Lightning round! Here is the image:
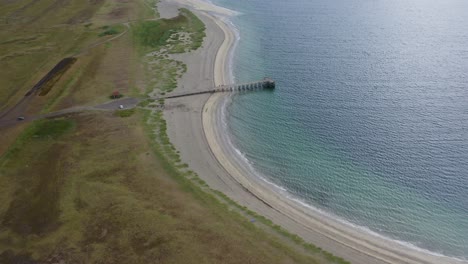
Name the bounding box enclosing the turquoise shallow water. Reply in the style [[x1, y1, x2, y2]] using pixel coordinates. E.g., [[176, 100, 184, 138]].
[[212, 0, 468, 259]]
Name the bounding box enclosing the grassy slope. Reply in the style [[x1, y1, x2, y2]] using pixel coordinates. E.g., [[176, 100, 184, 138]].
[[0, 1, 348, 263], [0, 112, 323, 263]]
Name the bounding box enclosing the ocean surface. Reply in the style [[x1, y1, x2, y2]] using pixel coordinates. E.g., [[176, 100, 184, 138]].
[[212, 0, 468, 259]]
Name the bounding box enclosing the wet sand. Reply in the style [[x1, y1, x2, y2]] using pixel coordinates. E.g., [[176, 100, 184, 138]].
[[160, 1, 466, 263]]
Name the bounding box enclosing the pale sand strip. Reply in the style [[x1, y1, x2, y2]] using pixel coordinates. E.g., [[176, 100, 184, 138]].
[[159, 0, 467, 263]]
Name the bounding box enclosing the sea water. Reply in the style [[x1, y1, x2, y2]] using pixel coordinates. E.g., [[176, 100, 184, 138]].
[[212, 0, 468, 259]]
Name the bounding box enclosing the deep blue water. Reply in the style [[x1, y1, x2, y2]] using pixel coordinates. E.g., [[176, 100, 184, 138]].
[[213, 0, 468, 258]]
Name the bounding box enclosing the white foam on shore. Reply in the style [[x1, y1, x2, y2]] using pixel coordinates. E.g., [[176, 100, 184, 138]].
[[173, 0, 239, 17], [219, 104, 467, 261], [210, 1, 468, 262], [288, 192, 468, 261]]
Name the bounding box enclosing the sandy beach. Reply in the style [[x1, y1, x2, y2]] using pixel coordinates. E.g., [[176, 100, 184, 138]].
[[160, 0, 466, 263]]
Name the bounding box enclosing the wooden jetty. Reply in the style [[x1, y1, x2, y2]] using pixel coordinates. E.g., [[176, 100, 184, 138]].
[[158, 77, 275, 100]]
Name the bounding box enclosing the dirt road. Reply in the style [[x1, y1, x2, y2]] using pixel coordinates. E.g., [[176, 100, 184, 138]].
[[0, 97, 141, 128]]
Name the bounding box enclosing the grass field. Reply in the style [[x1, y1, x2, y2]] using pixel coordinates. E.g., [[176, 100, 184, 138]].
[[0, 112, 326, 264], [0, 0, 153, 113], [0, 1, 349, 263], [0, 0, 104, 111]]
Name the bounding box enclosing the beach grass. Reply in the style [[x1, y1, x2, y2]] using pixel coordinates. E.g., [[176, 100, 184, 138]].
[[133, 8, 203, 93], [134, 8, 205, 53]]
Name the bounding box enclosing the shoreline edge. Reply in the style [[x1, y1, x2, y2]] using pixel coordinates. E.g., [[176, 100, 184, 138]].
[[161, 0, 467, 263]]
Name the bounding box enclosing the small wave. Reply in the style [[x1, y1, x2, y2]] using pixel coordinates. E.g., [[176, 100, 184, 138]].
[[225, 18, 240, 84], [211, 9, 240, 85], [286, 193, 467, 261]]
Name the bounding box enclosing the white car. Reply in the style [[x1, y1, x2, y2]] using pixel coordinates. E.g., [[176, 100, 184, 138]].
[[119, 105, 124, 109]]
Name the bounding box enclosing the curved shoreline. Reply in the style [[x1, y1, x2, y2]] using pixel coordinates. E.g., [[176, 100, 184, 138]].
[[157, 0, 466, 263], [198, 4, 467, 264]]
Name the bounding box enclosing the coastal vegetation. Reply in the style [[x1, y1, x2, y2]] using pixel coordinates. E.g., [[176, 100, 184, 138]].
[[134, 8, 205, 53], [0, 0, 348, 263], [115, 108, 136, 117], [98, 25, 122, 37], [134, 8, 202, 94]]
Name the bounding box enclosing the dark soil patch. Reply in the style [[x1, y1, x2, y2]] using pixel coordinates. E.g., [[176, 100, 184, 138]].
[[25, 57, 77, 97]]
